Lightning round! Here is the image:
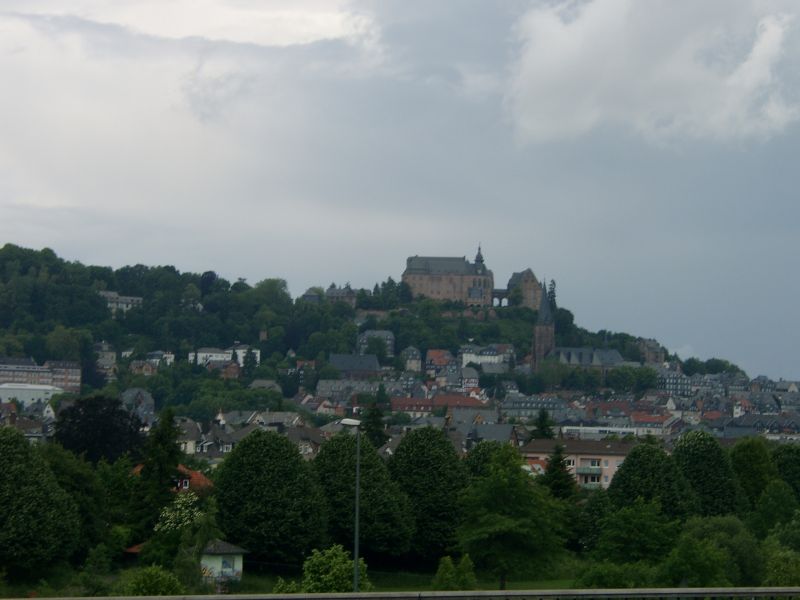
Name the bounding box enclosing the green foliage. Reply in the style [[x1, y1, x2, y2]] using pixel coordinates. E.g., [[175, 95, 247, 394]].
[[0, 428, 81, 579], [578, 561, 655, 589], [154, 491, 203, 533], [673, 430, 739, 516], [658, 536, 732, 587], [682, 356, 746, 377], [112, 565, 185, 595], [389, 427, 467, 563], [36, 442, 107, 561], [540, 443, 577, 500], [54, 394, 143, 464], [608, 443, 696, 518], [730, 436, 778, 508], [464, 440, 505, 479], [455, 554, 477, 590], [575, 489, 613, 553], [458, 444, 564, 589], [773, 444, 800, 498], [763, 539, 800, 586], [313, 433, 413, 559], [134, 407, 182, 533], [749, 479, 799, 538], [676, 516, 763, 586], [773, 510, 800, 551], [431, 556, 457, 590], [300, 545, 371, 593], [531, 408, 554, 439], [595, 499, 675, 564], [361, 401, 389, 448], [215, 430, 327, 565]]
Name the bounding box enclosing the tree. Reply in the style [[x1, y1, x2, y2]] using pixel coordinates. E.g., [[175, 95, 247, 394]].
[[0, 428, 81, 578], [215, 430, 327, 565], [135, 407, 182, 533], [531, 408, 554, 439], [389, 427, 467, 563], [672, 430, 739, 516], [55, 394, 143, 464], [608, 443, 696, 519], [575, 489, 613, 554], [361, 402, 388, 449], [773, 444, 800, 498], [672, 516, 763, 586], [455, 554, 478, 590], [749, 479, 799, 539], [37, 443, 106, 562], [432, 556, 458, 590], [458, 444, 564, 589], [242, 349, 257, 380], [595, 499, 675, 564], [730, 437, 778, 508], [658, 536, 732, 587], [464, 440, 504, 479], [540, 443, 577, 500], [313, 433, 413, 559]]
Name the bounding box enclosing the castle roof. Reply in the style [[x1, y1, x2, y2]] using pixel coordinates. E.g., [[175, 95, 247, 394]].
[[404, 256, 490, 276]]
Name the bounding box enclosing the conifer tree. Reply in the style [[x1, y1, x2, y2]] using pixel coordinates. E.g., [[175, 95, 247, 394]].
[[540, 443, 577, 500]]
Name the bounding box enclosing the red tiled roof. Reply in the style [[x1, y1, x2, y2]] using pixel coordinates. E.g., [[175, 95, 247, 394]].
[[432, 395, 484, 408], [426, 349, 453, 366]]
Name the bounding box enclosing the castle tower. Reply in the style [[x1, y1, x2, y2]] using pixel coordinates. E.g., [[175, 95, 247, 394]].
[[532, 282, 555, 371]]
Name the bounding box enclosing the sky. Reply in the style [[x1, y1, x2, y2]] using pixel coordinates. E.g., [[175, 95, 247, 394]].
[[1, 0, 799, 379]]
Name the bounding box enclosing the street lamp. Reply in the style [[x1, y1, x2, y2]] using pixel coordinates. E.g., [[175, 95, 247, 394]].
[[340, 417, 362, 592]]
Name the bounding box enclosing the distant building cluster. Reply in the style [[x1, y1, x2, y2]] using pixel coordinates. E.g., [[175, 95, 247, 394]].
[[0, 356, 81, 400]]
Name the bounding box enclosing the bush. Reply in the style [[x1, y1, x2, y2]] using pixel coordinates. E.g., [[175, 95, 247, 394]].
[[112, 565, 185, 596], [578, 561, 655, 588], [432, 556, 457, 590]]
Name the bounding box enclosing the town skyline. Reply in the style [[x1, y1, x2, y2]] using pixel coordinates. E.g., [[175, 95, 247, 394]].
[[2, 1, 799, 380]]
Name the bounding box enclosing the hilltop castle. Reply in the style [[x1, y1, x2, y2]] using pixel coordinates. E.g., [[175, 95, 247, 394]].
[[401, 247, 544, 309]]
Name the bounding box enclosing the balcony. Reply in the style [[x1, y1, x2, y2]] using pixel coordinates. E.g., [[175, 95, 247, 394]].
[[575, 466, 602, 475]]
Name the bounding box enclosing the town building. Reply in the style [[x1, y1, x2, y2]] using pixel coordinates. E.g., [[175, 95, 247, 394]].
[[521, 438, 638, 489], [357, 330, 396, 358], [98, 290, 143, 316]]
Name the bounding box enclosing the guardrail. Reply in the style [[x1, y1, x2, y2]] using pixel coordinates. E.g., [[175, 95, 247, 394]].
[[28, 589, 800, 600]]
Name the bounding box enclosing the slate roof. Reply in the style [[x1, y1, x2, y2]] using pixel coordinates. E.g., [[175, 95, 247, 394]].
[[203, 539, 248, 555], [329, 354, 380, 373], [404, 256, 480, 275]]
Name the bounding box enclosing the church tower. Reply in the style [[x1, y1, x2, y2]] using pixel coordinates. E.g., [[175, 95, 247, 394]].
[[532, 282, 555, 371]]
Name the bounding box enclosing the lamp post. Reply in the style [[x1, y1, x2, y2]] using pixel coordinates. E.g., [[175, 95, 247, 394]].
[[340, 418, 362, 592]]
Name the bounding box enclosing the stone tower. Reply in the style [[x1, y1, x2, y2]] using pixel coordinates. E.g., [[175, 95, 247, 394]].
[[532, 282, 555, 371]]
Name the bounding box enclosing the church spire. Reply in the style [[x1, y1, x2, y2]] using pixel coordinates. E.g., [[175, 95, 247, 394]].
[[475, 244, 484, 265]]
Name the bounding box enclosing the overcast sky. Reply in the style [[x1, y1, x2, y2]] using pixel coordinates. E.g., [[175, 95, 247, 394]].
[[1, 1, 799, 379]]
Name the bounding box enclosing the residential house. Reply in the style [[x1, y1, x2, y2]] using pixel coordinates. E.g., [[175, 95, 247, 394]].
[[357, 330, 396, 358], [98, 290, 143, 316], [120, 388, 156, 428], [522, 438, 638, 488], [328, 354, 381, 379], [400, 346, 422, 372]]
